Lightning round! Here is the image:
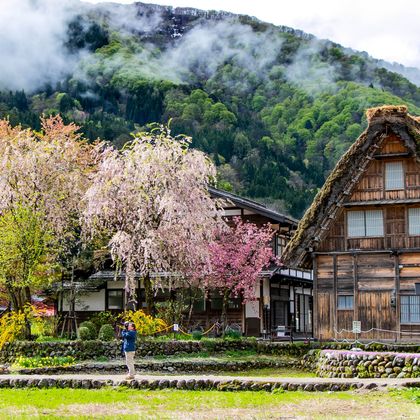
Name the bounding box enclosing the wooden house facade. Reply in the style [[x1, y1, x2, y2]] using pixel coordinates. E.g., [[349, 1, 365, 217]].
[[282, 106, 420, 342]]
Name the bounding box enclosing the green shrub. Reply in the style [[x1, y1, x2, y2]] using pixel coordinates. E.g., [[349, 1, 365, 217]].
[[191, 330, 203, 341], [224, 329, 242, 340], [79, 321, 97, 339], [98, 324, 115, 341], [78, 326, 92, 341], [89, 312, 117, 331]]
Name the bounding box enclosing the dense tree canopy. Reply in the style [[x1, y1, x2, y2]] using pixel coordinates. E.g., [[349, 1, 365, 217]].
[[1, 6, 420, 218]]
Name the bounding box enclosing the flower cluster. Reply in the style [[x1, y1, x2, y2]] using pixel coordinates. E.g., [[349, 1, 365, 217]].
[[13, 355, 76, 369]]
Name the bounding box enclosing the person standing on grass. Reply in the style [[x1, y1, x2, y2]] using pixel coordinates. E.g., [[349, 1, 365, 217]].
[[122, 321, 137, 379]]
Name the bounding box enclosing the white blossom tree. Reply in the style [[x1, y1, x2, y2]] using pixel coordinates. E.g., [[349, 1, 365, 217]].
[[83, 125, 224, 315]]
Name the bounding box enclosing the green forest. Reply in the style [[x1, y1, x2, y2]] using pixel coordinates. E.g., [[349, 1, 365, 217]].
[[1, 4, 420, 217]]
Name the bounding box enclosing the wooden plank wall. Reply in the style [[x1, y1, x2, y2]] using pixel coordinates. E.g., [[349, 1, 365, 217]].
[[314, 253, 404, 340]]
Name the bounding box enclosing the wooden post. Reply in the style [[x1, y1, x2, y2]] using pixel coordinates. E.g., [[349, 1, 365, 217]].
[[333, 254, 337, 339], [312, 254, 318, 339], [352, 253, 359, 341], [394, 252, 401, 341]]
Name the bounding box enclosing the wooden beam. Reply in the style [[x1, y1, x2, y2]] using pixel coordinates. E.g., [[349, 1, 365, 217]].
[[333, 254, 337, 338], [394, 253, 401, 341], [313, 254, 318, 339], [353, 253, 359, 333]]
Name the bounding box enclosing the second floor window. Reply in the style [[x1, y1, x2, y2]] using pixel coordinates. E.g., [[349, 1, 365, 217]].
[[408, 208, 420, 235], [347, 210, 383, 237], [385, 161, 404, 190]]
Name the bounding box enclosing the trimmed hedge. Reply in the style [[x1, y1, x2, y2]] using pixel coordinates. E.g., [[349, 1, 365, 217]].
[[98, 325, 115, 342]]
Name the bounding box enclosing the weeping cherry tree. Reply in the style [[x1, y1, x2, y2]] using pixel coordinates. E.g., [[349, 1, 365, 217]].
[[83, 125, 224, 316]]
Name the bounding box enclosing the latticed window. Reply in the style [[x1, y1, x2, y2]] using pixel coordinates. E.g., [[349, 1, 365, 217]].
[[385, 161, 404, 190], [401, 296, 420, 323], [107, 290, 124, 310], [337, 295, 354, 310], [347, 210, 383, 237], [408, 208, 420, 235]]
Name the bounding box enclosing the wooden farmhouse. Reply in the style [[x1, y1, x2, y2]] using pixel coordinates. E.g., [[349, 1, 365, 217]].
[[59, 187, 313, 337], [282, 106, 420, 342]]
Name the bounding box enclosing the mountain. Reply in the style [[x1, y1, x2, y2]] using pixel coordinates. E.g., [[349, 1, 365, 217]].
[[1, 1, 420, 217]]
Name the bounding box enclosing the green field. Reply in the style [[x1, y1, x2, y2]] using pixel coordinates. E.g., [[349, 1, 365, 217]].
[[0, 388, 419, 419]]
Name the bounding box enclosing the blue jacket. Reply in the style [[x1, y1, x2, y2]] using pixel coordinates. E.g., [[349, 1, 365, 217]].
[[121, 330, 137, 352]]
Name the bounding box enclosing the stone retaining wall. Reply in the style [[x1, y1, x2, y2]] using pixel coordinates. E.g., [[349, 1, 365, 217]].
[[316, 350, 420, 379], [3, 339, 420, 364], [0, 340, 311, 363], [0, 377, 396, 392], [11, 359, 298, 375]]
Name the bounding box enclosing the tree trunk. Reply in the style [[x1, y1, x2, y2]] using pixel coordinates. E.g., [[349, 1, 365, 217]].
[[5, 282, 32, 339], [221, 289, 230, 335], [144, 272, 156, 317], [186, 287, 194, 327], [23, 286, 32, 339]]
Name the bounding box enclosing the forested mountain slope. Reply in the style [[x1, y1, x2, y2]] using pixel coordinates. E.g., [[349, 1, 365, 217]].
[[1, 1, 420, 217]]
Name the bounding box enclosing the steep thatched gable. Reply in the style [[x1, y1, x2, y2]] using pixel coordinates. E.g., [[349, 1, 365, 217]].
[[282, 105, 420, 269]]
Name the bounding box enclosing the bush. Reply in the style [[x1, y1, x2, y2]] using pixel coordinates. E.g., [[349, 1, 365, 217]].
[[89, 312, 117, 331], [122, 310, 167, 336], [98, 324, 115, 341], [78, 326, 92, 341], [79, 321, 97, 339], [224, 329, 242, 340], [192, 330, 203, 341], [13, 355, 75, 369]]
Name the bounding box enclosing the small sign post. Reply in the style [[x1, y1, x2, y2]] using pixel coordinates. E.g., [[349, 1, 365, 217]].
[[352, 321, 361, 341], [173, 323, 179, 340]]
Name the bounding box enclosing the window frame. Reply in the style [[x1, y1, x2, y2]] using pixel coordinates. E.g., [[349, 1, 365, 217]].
[[408, 207, 420, 236], [106, 289, 124, 310], [400, 295, 420, 324], [347, 209, 384, 238], [337, 295, 354, 310], [385, 161, 405, 191]]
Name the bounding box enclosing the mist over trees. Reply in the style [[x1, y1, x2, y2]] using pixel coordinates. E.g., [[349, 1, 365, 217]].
[[1, 1, 420, 217]]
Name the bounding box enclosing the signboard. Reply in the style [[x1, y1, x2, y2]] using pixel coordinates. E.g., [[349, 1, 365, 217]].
[[173, 324, 179, 332], [352, 321, 361, 334]]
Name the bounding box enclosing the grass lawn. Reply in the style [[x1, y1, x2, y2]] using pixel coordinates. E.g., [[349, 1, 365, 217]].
[[0, 388, 419, 419]]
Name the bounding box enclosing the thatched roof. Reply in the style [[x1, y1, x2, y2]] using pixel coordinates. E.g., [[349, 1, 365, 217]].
[[282, 105, 420, 269]]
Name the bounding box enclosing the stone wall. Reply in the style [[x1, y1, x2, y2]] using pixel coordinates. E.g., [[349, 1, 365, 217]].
[[316, 350, 420, 379], [0, 339, 312, 363], [3, 339, 420, 365], [0, 377, 382, 392], [12, 359, 299, 375]]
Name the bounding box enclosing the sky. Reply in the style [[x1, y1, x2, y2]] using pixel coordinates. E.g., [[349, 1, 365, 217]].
[[85, 0, 420, 69]]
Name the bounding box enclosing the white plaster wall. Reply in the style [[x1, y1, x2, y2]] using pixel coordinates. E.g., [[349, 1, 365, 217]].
[[245, 301, 260, 318], [107, 281, 125, 289], [62, 289, 105, 312]]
